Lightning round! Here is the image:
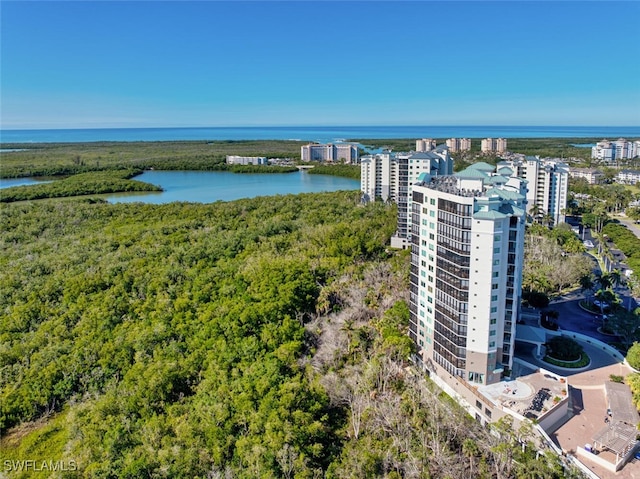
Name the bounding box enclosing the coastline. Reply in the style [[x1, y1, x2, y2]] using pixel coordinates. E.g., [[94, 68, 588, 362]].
[[2, 125, 639, 144]]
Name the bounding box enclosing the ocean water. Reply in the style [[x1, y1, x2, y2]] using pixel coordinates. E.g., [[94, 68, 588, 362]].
[[1, 125, 639, 144]]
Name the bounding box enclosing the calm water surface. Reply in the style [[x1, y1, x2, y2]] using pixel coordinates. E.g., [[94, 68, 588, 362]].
[[3, 125, 639, 143], [0, 177, 52, 188], [106, 170, 360, 204]]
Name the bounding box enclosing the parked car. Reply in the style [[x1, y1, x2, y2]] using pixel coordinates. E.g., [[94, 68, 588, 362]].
[[594, 300, 610, 310], [583, 240, 595, 248]]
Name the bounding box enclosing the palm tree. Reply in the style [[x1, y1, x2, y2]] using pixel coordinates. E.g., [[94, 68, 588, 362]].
[[529, 203, 543, 224], [610, 268, 622, 292], [462, 438, 479, 476], [580, 274, 595, 304], [596, 273, 612, 291]]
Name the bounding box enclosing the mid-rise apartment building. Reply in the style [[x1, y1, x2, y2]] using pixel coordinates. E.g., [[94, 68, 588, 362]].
[[498, 156, 569, 225], [617, 169, 640, 185], [361, 145, 453, 247], [416, 138, 436, 152], [409, 163, 526, 389], [481, 138, 507, 154], [592, 139, 640, 161], [301, 143, 359, 163], [446, 138, 472, 153], [569, 167, 604, 185], [226, 155, 268, 165]]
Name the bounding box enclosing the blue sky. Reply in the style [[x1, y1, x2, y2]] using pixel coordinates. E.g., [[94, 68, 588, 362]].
[[2, 1, 639, 129]]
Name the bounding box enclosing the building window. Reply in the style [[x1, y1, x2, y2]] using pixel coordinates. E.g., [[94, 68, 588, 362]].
[[430, 198, 436, 205], [491, 295, 498, 301], [490, 330, 496, 336], [491, 307, 497, 313], [492, 271, 499, 278], [490, 318, 497, 325], [489, 341, 495, 348], [494, 235, 501, 242], [494, 247, 500, 253], [430, 210, 435, 217], [492, 283, 498, 289], [493, 259, 500, 265]]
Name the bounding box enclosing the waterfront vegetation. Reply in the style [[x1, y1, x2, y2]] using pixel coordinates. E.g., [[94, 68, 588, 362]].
[[0, 191, 573, 478], [307, 164, 360, 179], [0, 169, 162, 202], [0, 140, 304, 178]]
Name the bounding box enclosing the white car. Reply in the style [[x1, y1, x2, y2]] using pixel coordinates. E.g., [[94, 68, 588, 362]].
[[583, 240, 594, 248]]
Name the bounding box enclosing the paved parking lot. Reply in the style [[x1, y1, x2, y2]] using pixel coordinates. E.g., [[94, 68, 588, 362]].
[[516, 295, 639, 477]]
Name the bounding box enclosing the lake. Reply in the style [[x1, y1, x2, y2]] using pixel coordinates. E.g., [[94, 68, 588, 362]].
[[106, 170, 360, 204]]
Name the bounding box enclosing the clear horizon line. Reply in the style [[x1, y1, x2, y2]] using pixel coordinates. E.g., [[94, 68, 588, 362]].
[[2, 124, 640, 132]]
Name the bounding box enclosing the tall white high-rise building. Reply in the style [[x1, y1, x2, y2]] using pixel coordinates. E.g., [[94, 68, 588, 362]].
[[409, 162, 526, 388], [360, 145, 453, 247], [498, 156, 569, 225]]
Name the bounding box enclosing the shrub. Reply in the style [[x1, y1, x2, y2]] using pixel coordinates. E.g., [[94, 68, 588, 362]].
[[626, 342, 640, 370], [546, 336, 583, 361]]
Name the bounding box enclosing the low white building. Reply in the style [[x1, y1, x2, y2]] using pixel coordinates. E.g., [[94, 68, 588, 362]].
[[301, 143, 358, 163], [226, 155, 268, 165], [617, 169, 640, 185]]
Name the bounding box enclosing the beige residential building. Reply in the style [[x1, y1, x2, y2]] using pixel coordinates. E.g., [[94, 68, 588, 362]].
[[446, 138, 471, 153], [416, 138, 436, 152], [569, 167, 604, 185], [481, 138, 507, 154]]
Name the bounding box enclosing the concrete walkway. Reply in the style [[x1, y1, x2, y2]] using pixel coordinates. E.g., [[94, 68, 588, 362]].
[[514, 286, 640, 478]]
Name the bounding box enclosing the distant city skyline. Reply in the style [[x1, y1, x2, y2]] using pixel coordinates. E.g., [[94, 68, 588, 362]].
[[2, 1, 639, 129]]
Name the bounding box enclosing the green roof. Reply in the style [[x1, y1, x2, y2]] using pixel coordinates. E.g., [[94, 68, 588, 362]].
[[454, 167, 488, 179], [486, 175, 508, 184], [473, 210, 507, 220], [468, 161, 496, 172], [498, 167, 513, 176], [484, 187, 524, 201]]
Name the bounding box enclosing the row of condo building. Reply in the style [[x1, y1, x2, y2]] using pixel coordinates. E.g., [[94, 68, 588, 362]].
[[592, 138, 640, 161], [418, 137, 507, 153], [361, 142, 530, 424], [300, 137, 508, 163], [362, 148, 568, 244], [361, 142, 570, 380], [568, 167, 640, 185], [361, 140, 640, 468]]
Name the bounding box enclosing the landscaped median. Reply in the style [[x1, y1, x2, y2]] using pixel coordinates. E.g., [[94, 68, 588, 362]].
[[543, 335, 591, 369]]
